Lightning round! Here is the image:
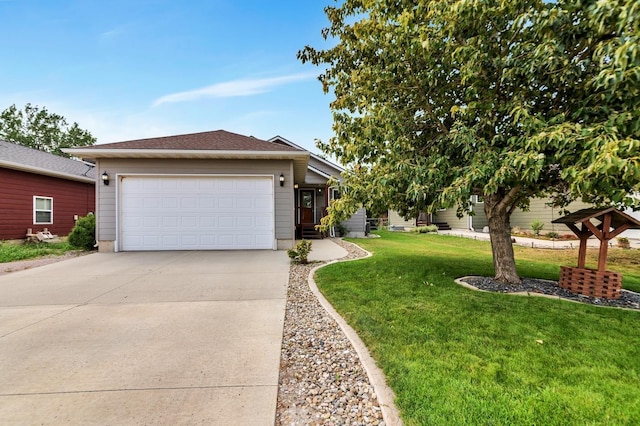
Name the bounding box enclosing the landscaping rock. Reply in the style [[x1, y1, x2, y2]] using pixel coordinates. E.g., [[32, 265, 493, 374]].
[[276, 239, 383, 425]]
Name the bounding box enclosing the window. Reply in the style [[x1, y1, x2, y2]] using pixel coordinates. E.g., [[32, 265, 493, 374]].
[[34, 196, 53, 224], [473, 195, 484, 204]]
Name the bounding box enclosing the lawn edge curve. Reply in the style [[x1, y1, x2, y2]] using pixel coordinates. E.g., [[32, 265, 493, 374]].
[[308, 240, 403, 426]]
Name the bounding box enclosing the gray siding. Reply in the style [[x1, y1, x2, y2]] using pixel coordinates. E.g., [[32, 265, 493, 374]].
[[434, 209, 469, 228], [96, 158, 294, 247], [470, 204, 488, 230], [510, 199, 592, 233], [388, 210, 415, 227], [308, 156, 343, 180], [305, 168, 330, 185], [342, 207, 366, 236], [436, 198, 594, 233]]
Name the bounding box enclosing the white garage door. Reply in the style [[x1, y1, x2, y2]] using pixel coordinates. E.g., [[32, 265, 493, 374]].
[[119, 176, 274, 251]]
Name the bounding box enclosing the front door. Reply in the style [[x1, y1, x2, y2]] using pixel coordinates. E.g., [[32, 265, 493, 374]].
[[300, 190, 315, 224]]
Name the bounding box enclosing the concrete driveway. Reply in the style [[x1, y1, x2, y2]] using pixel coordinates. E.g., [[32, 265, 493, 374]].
[[0, 250, 289, 425]]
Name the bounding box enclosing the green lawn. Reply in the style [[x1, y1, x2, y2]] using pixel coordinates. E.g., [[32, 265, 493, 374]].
[[0, 241, 78, 263], [315, 231, 640, 425]]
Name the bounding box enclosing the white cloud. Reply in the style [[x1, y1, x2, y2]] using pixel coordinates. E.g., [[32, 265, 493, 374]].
[[99, 26, 127, 42], [152, 73, 316, 107]]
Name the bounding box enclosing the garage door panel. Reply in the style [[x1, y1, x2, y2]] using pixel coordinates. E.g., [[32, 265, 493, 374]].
[[237, 198, 253, 209], [237, 217, 253, 227], [120, 176, 274, 251], [143, 216, 160, 227], [255, 234, 273, 245], [199, 197, 216, 208]]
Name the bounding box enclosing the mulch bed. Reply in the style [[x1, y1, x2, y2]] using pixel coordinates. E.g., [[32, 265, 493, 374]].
[[462, 276, 640, 311]]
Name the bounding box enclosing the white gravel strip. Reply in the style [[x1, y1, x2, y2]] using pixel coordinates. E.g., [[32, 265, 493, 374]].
[[276, 238, 401, 426]]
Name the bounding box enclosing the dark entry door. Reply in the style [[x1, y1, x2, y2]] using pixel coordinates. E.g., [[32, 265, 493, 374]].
[[300, 190, 315, 224]]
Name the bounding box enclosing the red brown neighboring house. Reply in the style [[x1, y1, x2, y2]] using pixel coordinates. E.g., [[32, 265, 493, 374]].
[[0, 139, 96, 240]]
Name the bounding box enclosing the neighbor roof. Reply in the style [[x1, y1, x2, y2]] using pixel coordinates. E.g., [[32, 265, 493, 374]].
[[0, 139, 95, 183], [64, 130, 310, 182]]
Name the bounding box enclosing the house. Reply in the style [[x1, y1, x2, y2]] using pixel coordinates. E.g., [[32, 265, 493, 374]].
[[432, 197, 594, 234], [388, 197, 594, 234], [65, 130, 366, 253], [0, 139, 96, 240], [268, 136, 367, 240]]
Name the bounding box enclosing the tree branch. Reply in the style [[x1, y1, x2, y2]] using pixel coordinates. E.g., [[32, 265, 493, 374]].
[[496, 185, 521, 214]]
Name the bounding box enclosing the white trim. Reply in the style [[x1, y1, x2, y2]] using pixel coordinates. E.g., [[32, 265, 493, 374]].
[[33, 196, 53, 225], [268, 136, 345, 172], [307, 164, 332, 179], [330, 188, 340, 201], [115, 173, 276, 251]]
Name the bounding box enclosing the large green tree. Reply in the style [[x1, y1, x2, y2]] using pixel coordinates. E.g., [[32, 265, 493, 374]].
[[299, 0, 640, 284], [0, 103, 96, 157]]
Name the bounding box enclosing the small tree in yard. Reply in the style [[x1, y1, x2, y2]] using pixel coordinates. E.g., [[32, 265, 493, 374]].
[[288, 240, 313, 264], [299, 0, 640, 284], [530, 219, 544, 237], [68, 215, 96, 250]]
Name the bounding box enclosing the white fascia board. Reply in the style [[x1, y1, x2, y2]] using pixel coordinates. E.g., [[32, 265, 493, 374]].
[[309, 152, 345, 174], [0, 160, 95, 184], [268, 135, 345, 173], [268, 135, 305, 150], [308, 164, 332, 179]]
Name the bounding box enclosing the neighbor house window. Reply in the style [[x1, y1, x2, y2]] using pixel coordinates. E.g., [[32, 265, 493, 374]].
[[34, 196, 53, 224]]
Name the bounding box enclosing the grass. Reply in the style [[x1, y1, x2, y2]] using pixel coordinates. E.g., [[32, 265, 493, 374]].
[[0, 241, 79, 263], [315, 231, 640, 425]]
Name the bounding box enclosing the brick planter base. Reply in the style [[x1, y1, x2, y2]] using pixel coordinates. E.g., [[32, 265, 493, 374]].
[[559, 266, 622, 300]]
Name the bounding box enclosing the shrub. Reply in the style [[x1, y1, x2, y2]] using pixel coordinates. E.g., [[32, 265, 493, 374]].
[[617, 237, 630, 248], [413, 225, 438, 233], [67, 214, 96, 250], [287, 239, 312, 264], [547, 231, 560, 239], [530, 219, 544, 236]]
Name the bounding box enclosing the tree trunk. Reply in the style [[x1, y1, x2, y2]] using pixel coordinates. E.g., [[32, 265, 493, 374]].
[[484, 194, 522, 284]]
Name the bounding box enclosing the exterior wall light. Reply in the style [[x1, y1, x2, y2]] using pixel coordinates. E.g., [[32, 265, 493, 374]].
[[279, 173, 285, 187], [102, 171, 110, 186]]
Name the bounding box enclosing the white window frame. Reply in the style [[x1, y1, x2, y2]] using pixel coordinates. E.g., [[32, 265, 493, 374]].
[[33, 196, 53, 225], [330, 188, 340, 200], [473, 195, 484, 204]]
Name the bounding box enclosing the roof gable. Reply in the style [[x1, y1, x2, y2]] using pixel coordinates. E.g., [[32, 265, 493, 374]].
[[268, 135, 344, 177], [0, 139, 95, 183]]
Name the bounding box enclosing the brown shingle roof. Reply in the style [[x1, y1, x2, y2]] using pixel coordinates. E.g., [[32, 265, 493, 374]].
[[84, 130, 303, 152]]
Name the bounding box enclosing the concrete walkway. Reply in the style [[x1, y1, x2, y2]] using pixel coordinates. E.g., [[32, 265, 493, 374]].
[[0, 250, 289, 425], [306, 238, 349, 262], [438, 228, 640, 249]]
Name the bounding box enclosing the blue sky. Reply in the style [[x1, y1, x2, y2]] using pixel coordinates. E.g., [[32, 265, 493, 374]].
[[0, 0, 334, 153]]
